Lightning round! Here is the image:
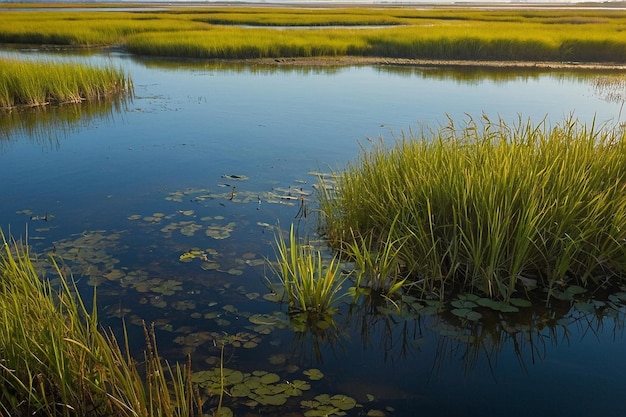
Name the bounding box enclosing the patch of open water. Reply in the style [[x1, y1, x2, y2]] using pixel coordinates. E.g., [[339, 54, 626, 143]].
[[1, 48, 626, 416]]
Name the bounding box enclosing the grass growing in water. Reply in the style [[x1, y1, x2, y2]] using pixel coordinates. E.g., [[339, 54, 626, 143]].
[[271, 224, 348, 329], [0, 58, 131, 109], [0, 232, 201, 416], [318, 116, 626, 302]]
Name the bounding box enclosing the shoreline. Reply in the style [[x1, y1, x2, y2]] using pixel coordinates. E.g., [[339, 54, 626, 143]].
[[238, 56, 626, 70]]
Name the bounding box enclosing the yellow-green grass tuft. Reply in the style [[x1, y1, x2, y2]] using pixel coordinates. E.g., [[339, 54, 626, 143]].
[[318, 116, 626, 302], [0, 58, 131, 109], [0, 232, 202, 416]]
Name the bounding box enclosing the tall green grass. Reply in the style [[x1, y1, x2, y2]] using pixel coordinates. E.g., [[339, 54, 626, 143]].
[[0, 232, 201, 416], [0, 58, 131, 109], [271, 224, 348, 321], [318, 116, 626, 302]]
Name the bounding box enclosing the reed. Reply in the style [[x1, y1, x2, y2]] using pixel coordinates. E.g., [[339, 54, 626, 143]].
[[0, 57, 131, 109], [0, 232, 201, 416], [318, 116, 626, 302]]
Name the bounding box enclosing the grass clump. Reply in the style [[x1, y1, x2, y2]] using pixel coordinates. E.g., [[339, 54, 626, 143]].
[[0, 232, 201, 417], [271, 224, 348, 328], [0, 58, 131, 109], [318, 116, 626, 302]]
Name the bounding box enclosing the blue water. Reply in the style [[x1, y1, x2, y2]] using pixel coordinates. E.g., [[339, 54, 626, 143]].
[[1, 48, 625, 416]]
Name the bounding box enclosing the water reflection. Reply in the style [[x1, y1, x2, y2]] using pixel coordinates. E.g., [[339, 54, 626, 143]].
[[129, 54, 346, 75], [376, 63, 626, 86], [313, 288, 626, 378], [0, 95, 132, 150]]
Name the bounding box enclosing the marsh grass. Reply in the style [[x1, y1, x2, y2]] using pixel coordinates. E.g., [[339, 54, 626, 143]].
[[0, 232, 202, 416], [2, 6, 626, 62], [344, 217, 409, 299], [271, 224, 349, 322], [318, 116, 626, 302], [0, 58, 131, 109]]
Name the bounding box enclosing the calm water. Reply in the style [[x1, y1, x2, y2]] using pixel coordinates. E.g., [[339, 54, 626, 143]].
[[1, 49, 626, 416]]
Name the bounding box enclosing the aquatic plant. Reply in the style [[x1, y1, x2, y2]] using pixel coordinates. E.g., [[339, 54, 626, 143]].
[[270, 224, 349, 323], [0, 57, 131, 109], [318, 115, 626, 302], [0, 232, 202, 417], [344, 216, 409, 300]]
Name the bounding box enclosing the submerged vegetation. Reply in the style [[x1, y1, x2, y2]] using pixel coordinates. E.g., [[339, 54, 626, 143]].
[[0, 5, 626, 63], [0, 58, 131, 109], [318, 116, 626, 302]]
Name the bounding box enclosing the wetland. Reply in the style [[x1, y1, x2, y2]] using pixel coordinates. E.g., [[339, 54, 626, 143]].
[[2, 4, 626, 417]]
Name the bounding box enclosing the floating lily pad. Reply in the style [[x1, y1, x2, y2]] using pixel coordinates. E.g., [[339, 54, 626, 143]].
[[260, 372, 281, 384], [257, 393, 288, 406], [215, 318, 231, 327], [152, 279, 183, 295], [330, 394, 357, 411], [268, 353, 287, 365], [249, 313, 283, 326], [285, 380, 310, 396], [263, 289, 285, 303], [304, 405, 345, 417], [303, 369, 324, 381], [231, 383, 252, 397], [451, 308, 482, 321], [201, 261, 220, 270], [451, 300, 478, 309], [509, 298, 532, 308], [476, 298, 519, 313], [171, 300, 196, 311]]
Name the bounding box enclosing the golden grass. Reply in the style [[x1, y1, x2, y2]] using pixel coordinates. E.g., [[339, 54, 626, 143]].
[[0, 5, 625, 62]]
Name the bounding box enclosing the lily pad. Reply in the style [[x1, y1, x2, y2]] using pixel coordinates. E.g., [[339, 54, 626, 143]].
[[257, 394, 288, 406], [330, 394, 357, 410], [303, 368, 324, 381], [268, 353, 287, 365], [451, 308, 482, 321], [451, 300, 478, 309], [509, 298, 532, 308], [260, 372, 281, 384], [152, 279, 183, 295], [284, 380, 310, 396], [476, 298, 519, 313]]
